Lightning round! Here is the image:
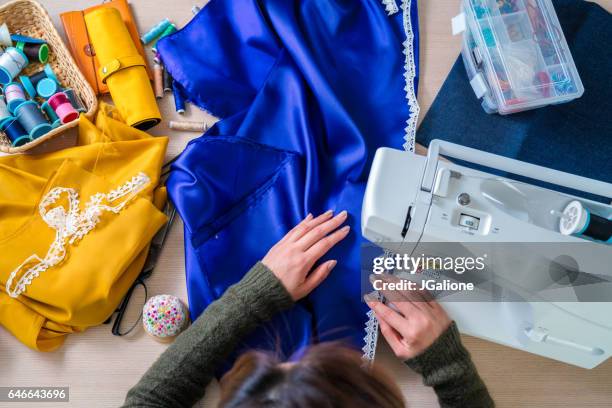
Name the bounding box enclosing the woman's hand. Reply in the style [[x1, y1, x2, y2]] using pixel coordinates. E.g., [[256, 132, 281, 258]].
[[365, 274, 451, 360], [262, 210, 350, 300]]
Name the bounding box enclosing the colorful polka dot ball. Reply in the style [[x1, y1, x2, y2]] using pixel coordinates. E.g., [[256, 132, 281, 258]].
[[143, 295, 189, 342]]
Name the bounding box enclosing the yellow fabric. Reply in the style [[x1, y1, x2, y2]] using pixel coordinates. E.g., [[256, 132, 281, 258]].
[[85, 8, 161, 130], [0, 102, 168, 351]]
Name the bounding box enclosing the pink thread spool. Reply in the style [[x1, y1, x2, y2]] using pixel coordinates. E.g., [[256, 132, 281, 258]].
[[47, 92, 79, 124]]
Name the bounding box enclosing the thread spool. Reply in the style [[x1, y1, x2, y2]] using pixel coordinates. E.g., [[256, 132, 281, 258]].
[[0, 116, 30, 147], [172, 80, 186, 114], [0, 47, 28, 85], [558, 201, 612, 243], [16, 41, 49, 64], [153, 63, 164, 99], [47, 92, 79, 124], [0, 96, 9, 120], [63, 88, 87, 113], [21, 64, 61, 98], [14, 101, 52, 139], [169, 120, 208, 132], [141, 18, 171, 45], [4, 82, 26, 113], [152, 24, 177, 53], [0, 24, 11, 47], [41, 101, 62, 128], [163, 66, 173, 93], [19, 66, 52, 97]]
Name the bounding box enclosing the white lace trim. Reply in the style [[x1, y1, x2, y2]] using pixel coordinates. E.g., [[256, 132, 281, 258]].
[[401, 0, 420, 152], [362, 0, 420, 362], [381, 0, 399, 15], [5, 172, 151, 298]]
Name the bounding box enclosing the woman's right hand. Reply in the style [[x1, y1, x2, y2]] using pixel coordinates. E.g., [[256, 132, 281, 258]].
[[365, 274, 452, 360], [262, 210, 350, 300]]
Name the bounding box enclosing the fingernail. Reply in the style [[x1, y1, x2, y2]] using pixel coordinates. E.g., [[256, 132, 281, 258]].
[[342, 225, 350, 232], [325, 209, 334, 216], [364, 292, 377, 303], [305, 213, 313, 220], [338, 210, 348, 218], [328, 260, 337, 270]]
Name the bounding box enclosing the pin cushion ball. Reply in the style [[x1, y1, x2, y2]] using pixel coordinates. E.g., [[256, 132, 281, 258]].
[[142, 295, 189, 342]]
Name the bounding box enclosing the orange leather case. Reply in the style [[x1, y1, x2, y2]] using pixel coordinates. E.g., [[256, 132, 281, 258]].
[[60, 0, 151, 95]]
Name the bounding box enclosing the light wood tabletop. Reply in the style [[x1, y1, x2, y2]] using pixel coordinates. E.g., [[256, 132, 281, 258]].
[[1, 1, 611, 407]]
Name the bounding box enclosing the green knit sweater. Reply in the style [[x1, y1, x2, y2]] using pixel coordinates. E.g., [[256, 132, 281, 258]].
[[123, 262, 494, 407]]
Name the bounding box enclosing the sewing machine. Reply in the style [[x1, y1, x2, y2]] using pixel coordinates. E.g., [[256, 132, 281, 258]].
[[362, 140, 612, 369]]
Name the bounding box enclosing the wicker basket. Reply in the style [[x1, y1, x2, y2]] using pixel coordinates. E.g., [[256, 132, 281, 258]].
[[0, 0, 97, 153]]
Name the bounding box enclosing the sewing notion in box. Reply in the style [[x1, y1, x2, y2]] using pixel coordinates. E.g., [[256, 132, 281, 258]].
[[452, 0, 584, 114], [0, 0, 96, 153]]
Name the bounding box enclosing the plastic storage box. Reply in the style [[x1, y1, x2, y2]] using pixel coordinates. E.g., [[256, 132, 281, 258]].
[[452, 0, 583, 114]]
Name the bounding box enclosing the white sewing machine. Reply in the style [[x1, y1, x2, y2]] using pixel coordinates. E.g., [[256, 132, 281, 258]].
[[362, 140, 612, 369]]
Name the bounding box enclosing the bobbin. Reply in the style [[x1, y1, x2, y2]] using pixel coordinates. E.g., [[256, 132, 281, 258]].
[[152, 24, 177, 53], [560, 200, 612, 243], [0, 47, 29, 85], [47, 92, 79, 125], [14, 100, 52, 139], [19, 64, 60, 98], [41, 100, 62, 128], [141, 18, 171, 44], [153, 63, 164, 99], [172, 80, 186, 114], [163, 65, 173, 93], [16, 41, 49, 64], [0, 116, 31, 147], [4, 82, 27, 114]]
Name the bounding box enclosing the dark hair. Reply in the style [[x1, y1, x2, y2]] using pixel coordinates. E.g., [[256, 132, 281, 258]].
[[218, 342, 405, 408]]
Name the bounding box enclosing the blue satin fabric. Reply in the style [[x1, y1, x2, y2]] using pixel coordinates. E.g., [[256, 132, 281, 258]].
[[159, 0, 419, 366]]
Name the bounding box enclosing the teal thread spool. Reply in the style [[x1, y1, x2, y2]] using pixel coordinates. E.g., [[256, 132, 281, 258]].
[[0, 116, 31, 147], [141, 18, 171, 45], [14, 100, 52, 139], [41, 100, 62, 128], [19, 64, 61, 98], [152, 24, 177, 53]]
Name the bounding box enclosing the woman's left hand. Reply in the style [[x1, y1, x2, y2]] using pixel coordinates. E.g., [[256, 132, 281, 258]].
[[262, 211, 350, 300]]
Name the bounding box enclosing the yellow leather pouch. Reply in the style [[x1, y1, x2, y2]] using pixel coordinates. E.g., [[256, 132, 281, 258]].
[[84, 8, 161, 130]]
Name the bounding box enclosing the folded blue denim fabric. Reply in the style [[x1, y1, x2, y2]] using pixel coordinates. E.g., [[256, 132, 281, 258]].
[[417, 0, 611, 202]]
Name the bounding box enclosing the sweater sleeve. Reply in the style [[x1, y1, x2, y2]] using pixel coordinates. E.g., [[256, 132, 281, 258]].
[[122, 262, 294, 408], [404, 322, 495, 408]]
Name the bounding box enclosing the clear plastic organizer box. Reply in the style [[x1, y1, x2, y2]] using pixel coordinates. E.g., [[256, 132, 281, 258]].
[[453, 0, 584, 114]]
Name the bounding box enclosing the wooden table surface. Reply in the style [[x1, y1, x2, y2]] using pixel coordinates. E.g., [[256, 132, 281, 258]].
[[1, 1, 611, 407]]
